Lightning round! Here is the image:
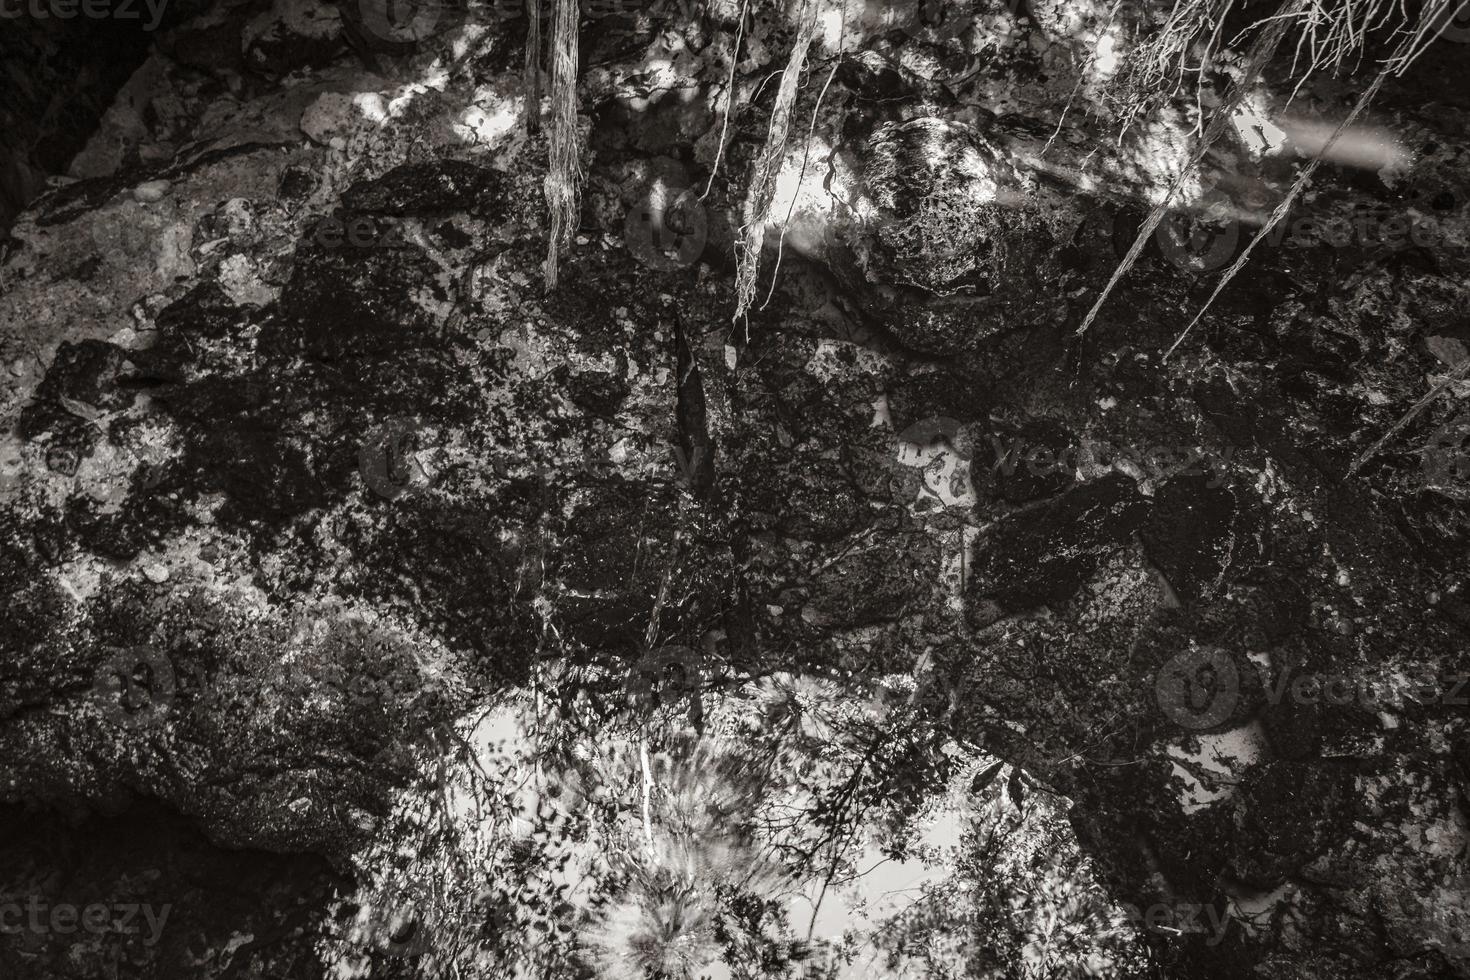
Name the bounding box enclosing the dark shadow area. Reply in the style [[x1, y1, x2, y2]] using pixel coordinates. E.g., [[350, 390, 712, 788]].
[[0, 798, 348, 979], [0, 6, 205, 233]]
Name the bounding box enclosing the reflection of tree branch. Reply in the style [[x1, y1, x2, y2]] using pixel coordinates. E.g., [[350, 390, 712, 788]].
[[787, 718, 902, 942], [790, 730, 885, 867], [806, 804, 866, 942], [639, 738, 655, 850], [832, 853, 899, 889]]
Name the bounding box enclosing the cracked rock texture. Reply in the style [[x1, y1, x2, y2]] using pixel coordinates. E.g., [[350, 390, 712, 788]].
[[2, 0, 1470, 977]]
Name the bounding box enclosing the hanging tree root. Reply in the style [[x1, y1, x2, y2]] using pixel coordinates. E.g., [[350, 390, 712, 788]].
[[701, 0, 751, 201], [1165, 0, 1465, 357], [1074, 0, 1308, 338], [734, 0, 819, 320], [1348, 355, 1470, 478], [543, 0, 581, 291], [760, 62, 838, 311], [524, 0, 542, 135], [1163, 69, 1389, 359], [1079, 0, 1466, 341]]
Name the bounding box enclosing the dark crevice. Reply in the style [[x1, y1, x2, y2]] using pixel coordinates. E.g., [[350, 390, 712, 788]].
[[673, 313, 716, 501]]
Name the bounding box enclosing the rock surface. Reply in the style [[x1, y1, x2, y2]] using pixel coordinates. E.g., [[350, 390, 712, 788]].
[[1, 0, 1469, 977]]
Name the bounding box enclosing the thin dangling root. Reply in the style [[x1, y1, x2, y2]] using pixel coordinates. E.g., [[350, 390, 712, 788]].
[[524, 0, 542, 135], [1348, 346, 1470, 478], [701, 0, 751, 202], [760, 61, 838, 312], [1163, 69, 1389, 359], [734, 0, 819, 320], [1074, 0, 1308, 338], [543, 0, 581, 291]]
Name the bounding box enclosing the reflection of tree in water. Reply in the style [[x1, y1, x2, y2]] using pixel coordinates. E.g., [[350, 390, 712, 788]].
[[868, 773, 1149, 979], [315, 657, 1150, 979]]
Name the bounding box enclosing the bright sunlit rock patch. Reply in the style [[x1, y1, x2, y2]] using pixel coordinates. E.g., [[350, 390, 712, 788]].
[[1232, 95, 1288, 158]]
